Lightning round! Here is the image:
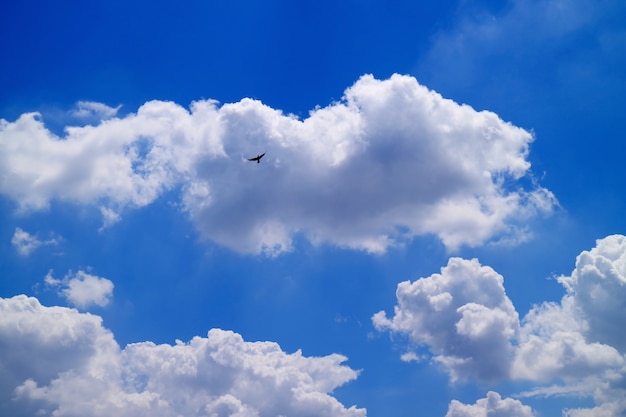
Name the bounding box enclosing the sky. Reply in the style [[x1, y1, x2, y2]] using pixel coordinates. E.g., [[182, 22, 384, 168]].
[[1, 0, 625, 416]]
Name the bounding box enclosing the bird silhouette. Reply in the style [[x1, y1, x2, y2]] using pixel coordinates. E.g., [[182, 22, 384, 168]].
[[247, 152, 266, 163]]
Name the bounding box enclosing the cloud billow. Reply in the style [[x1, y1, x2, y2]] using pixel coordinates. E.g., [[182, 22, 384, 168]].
[[0, 295, 364, 417], [374, 235, 626, 415], [373, 257, 520, 382], [0, 74, 555, 255], [445, 391, 534, 417]]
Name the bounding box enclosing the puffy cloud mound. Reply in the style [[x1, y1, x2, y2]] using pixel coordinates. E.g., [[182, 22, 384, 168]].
[[513, 235, 626, 384], [0, 74, 555, 255], [513, 235, 626, 416], [373, 257, 520, 382], [0, 295, 364, 417], [557, 234, 626, 351], [375, 235, 626, 415], [445, 391, 534, 417], [512, 296, 624, 383], [0, 295, 119, 417]]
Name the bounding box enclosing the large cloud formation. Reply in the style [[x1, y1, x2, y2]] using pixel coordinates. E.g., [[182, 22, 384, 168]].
[[0, 295, 364, 417], [374, 235, 626, 415], [0, 74, 555, 255]]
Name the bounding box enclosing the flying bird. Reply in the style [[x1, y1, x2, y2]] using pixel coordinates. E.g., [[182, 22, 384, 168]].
[[247, 152, 266, 163]]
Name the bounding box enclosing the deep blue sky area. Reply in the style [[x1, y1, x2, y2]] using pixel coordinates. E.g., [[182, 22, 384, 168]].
[[1, 1, 626, 417], [1, 0, 463, 113]]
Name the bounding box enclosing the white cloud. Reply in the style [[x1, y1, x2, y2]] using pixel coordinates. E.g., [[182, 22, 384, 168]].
[[445, 391, 535, 417], [373, 257, 520, 382], [99, 206, 122, 230], [509, 236, 626, 400], [45, 270, 114, 309], [0, 295, 120, 417], [71, 101, 122, 120], [0, 75, 555, 255], [562, 394, 626, 417], [512, 296, 623, 382], [11, 227, 59, 256], [375, 235, 626, 415], [400, 351, 426, 363], [0, 295, 365, 417], [513, 235, 626, 415], [557, 234, 626, 351], [0, 100, 214, 212], [11, 228, 42, 256]]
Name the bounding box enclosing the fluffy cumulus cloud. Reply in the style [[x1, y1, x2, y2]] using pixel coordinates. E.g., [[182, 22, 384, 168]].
[[373, 257, 519, 382], [374, 235, 626, 415], [0, 74, 555, 256], [557, 234, 626, 351], [0, 295, 364, 417], [11, 227, 60, 256], [45, 270, 114, 309], [512, 235, 626, 388], [445, 391, 534, 417]]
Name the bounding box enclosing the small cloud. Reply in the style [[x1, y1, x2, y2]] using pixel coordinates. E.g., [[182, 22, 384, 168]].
[[43, 271, 61, 286], [12, 228, 41, 256], [12, 227, 60, 256], [400, 352, 427, 363], [334, 315, 348, 324], [71, 101, 121, 121], [99, 206, 122, 231], [45, 270, 114, 309]]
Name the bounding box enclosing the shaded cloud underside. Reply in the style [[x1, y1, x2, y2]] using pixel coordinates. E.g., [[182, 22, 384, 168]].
[[0, 74, 555, 255]]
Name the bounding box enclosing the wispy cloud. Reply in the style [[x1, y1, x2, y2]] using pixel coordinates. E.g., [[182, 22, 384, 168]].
[[45, 270, 114, 309], [99, 206, 122, 230], [0, 74, 556, 255], [418, 0, 626, 115], [11, 227, 60, 256], [0, 295, 364, 417], [71, 101, 122, 120], [374, 234, 626, 414]]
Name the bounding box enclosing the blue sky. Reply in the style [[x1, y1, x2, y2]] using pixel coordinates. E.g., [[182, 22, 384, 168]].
[[1, 0, 625, 416]]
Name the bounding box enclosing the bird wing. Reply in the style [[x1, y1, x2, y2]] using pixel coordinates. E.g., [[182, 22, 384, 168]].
[[247, 153, 265, 161]]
